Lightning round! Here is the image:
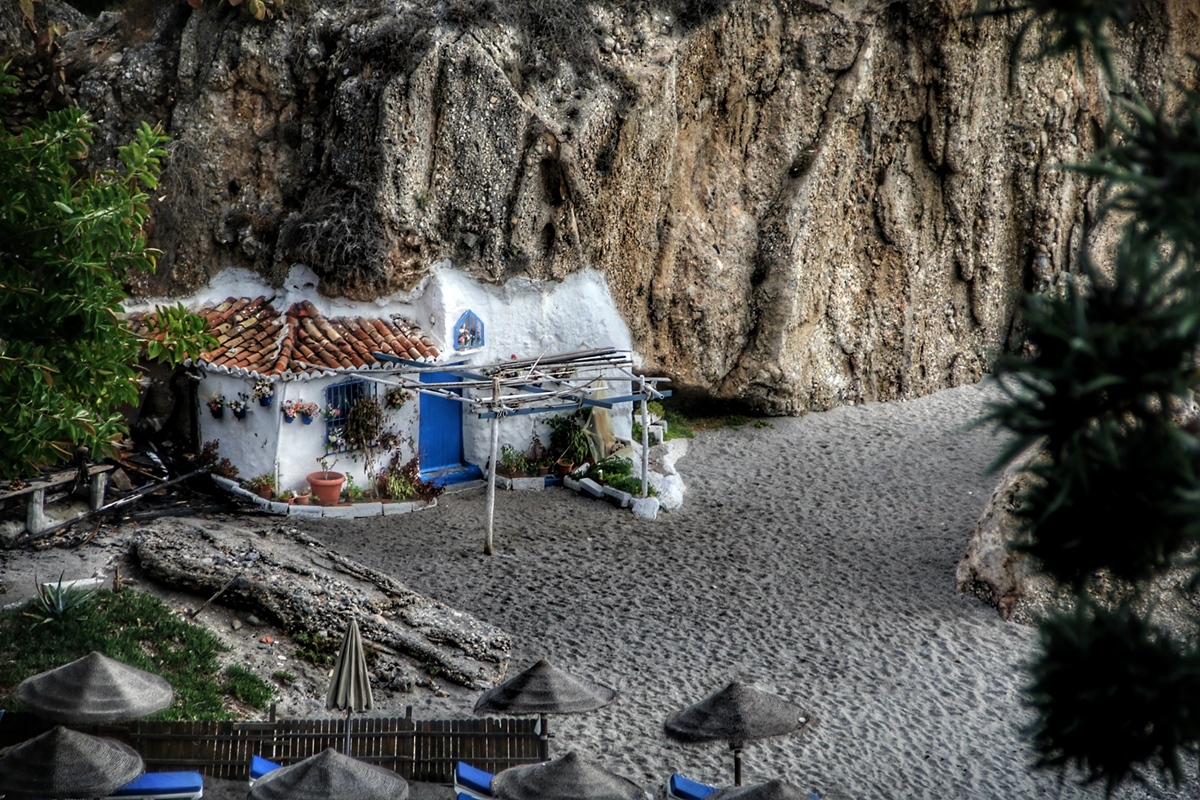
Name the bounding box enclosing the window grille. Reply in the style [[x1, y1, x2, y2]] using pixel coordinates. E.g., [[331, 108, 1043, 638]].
[[454, 310, 484, 351], [324, 378, 375, 453]]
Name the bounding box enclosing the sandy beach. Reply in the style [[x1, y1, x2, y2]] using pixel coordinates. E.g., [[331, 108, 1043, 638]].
[[274, 380, 1194, 799], [10, 381, 1198, 799]]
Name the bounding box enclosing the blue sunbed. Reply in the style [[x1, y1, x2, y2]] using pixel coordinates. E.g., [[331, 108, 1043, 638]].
[[454, 760, 495, 799], [101, 771, 204, 800], [668, 773, 718, 800], [249, 755, 282, 785]]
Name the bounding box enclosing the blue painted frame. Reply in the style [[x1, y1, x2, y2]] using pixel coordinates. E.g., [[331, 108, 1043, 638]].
[[453, 310, 484, 351]]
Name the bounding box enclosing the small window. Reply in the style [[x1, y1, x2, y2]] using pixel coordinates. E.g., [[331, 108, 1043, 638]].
[[454, 310, 484, 351], [324, 378, 375, 453]]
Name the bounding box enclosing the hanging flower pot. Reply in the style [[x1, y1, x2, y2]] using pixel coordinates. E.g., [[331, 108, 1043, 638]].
[[252, 378, 274, 407], [229, 393, 250, 420], [301, 414, 314, 425], [206, 394, 226, 419]]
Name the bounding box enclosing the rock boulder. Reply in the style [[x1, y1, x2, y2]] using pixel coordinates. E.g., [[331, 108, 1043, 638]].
[[134, 518, 510, 690]]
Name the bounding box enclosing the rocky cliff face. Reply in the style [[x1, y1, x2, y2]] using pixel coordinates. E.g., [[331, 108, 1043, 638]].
[[5, 0, 1198, 412]]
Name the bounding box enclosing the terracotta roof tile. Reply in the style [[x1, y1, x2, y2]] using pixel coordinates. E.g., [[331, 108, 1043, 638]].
[[129, 297, 439, 378]]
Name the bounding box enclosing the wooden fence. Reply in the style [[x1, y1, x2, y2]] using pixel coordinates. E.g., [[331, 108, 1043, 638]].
[[0, 709, 546, 782]]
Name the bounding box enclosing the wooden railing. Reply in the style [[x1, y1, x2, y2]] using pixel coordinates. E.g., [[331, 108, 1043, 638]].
[[0, 709, 547, 782]]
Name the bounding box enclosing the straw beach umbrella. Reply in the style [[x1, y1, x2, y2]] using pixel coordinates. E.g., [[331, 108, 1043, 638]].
[[326, 617, 373, 754], [491, 751, 645, 800], [15, 651, 173, 724], [0, 726, 144, 799], [664, 682, 809, 786], [709, 780, 819, 800], [247, 748, 408, 800], [474, 659, 616, 757]]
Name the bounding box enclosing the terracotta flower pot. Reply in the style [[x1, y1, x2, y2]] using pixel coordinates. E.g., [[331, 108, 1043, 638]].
[[307, 471, 346, 506], [294, 493, 311, 506]]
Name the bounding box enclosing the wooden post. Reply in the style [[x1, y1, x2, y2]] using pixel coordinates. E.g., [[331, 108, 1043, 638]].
[[639, 377, 649, 498], [484, 377, 500, 556], [89, 471, 107, 510], [27, 488, 47, 535]]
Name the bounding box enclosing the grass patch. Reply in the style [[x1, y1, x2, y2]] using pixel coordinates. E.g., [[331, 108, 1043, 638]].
[[0, 589, 273, 720], [636, 400, 770, 442], [293, 629, 339, 666], [222, 664, 275, 708]]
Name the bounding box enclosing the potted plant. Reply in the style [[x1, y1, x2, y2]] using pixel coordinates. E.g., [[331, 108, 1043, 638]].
[[528, 433, 550, 475], [296, 400, 319, 424], [207, 394, 226, 419], [252, 378, 274, 407], [294, 490, 312, 506], [385, 387, 414, 410], [245, 473, 276, 500], [307, 457, 346, 506], [229, 393, 250, 420], [497, 444, 530, 478], [281, 399, 298, 423], [548, 412, 590, 477]]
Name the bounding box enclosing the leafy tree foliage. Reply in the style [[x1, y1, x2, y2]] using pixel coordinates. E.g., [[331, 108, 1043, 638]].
[[0, 65, 215, 479], [980, 2, 1200, 793]]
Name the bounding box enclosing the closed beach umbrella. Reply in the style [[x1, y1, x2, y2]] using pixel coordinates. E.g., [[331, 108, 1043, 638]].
[[709, 780, 817, 800], [247, 747, 408, 800], [474, 659, 616, 758], [0, 726, 144, 799], [15, 651, 173, 724], [491, 751, 644, 800], [664, 682, 810, 786], [326, 617, 373, 754]]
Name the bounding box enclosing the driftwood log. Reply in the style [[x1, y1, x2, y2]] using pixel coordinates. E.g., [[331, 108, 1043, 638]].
[[135, 518, 510, 690]]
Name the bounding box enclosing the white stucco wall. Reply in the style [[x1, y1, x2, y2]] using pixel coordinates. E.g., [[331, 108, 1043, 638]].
[[198, 372, 420, 496], [422, 264, 636, 468], [138, 262, 638, 485]]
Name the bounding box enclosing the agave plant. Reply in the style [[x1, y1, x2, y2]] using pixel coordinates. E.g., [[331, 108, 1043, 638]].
[[24, 572, 99, 627]]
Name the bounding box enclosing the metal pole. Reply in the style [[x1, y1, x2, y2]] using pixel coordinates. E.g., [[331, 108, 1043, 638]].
[[734, 746, 743, 786], [484, 377, 500, 556], [639, 376, 649, 498]]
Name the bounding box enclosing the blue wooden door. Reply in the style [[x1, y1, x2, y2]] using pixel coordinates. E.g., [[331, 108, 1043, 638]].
[[419, 372, 465, 475]]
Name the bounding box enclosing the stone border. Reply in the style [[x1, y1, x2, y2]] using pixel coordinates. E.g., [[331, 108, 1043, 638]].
[[211, 475, 437, 518], [562, 474, 660, 520]]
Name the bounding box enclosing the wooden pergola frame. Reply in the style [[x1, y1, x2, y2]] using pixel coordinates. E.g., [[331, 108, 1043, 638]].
[[369, 347, 671, 553]]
